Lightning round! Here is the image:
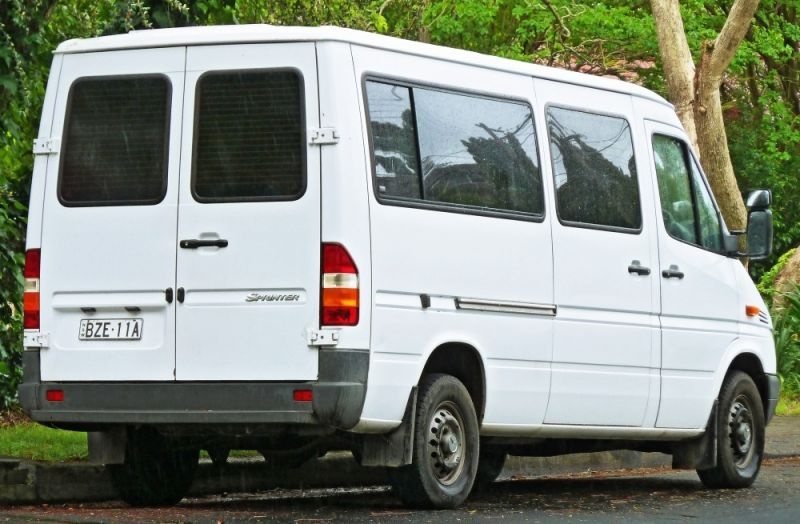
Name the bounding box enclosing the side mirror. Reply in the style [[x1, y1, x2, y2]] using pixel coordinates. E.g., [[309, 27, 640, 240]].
[[746, 189, 772, 211], [745, 189, 773, 261]]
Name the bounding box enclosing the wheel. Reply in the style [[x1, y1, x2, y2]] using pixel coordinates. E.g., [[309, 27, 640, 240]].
[[206, 446, 230, 467], [473, 446, 506, 491], [109, 427, 199, 507], [697, 371, 765, 488], [389, 374, 479, 509]]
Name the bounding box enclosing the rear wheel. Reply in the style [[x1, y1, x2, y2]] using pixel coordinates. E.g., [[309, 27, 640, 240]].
[[389, 374, 479, 508], [109, 427, 199, 507], [697, 371, 765, 488]]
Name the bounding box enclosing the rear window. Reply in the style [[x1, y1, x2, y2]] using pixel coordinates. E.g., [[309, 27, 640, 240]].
[[59, 76, 170, 206], [192, 70, 305, 202]]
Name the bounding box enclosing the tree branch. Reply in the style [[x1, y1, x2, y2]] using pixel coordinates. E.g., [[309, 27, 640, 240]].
[[706, 0, 760, 85]]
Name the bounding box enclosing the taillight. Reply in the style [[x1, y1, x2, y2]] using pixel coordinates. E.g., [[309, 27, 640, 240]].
[[23, 249, 41, 330], [321, 243, 359, 326]]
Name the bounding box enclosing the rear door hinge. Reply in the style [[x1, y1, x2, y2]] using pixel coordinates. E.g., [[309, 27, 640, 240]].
[[307, 328, 340, 347], [32, 137, 60, 155], [24, 332, 50, 348], [309, 127, 339, 145]]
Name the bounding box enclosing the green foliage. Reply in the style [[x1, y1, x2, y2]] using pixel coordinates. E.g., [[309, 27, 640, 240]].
[[758, 248, 797, 304], [771, 286, 800, 396]]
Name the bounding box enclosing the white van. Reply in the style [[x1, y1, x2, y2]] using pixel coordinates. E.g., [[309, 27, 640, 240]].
[[19, 25, 778, 508]]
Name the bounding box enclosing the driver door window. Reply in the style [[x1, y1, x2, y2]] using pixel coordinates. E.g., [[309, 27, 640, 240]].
[[652, 134, 723, 253]]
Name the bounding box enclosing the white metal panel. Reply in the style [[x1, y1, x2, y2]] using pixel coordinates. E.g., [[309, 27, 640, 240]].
[[54, 25, 668, 106], [536, 79, 661, 427], [39, 48, 185, 381], [174, 43, 320, 380], [352, 45, 555, 428], [316, 41, 372, 351]]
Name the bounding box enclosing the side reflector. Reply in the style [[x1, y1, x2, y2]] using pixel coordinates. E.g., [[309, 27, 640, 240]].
[[293, 389, 313, 402], [46, 389, 64, 402], [321, 243, 359, 326], [745, 305, 761, 317], [23, 249, 41, 330]]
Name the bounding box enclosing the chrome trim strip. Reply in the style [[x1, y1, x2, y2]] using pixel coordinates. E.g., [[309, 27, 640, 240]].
[[455, 298, 557, 317], [480, 423, 704, 440]]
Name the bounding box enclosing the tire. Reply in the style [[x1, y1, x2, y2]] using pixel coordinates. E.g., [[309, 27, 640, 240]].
[[697, 371, 765, 489], [473, 446, 506, 491], [389, 374, 479, 509], [206, 447, 230, 467], [109, 427, 199, 507]]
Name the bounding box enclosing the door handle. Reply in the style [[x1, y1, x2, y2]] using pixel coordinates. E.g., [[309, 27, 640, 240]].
[[662, 265, 685, 279], [177, 287, 185, 303], [165, 288, 173, 304], [179, 239, 228, 249], [627, 260, 651, 276]]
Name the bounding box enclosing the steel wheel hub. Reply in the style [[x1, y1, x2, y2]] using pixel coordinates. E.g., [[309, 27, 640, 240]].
[[729, 397, 755, 467], [427, 401, 466, 486]]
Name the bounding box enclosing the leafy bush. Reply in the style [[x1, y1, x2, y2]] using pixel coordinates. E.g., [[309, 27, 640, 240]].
[[771, 286, 800, 396], [758, 248, 797, 305]]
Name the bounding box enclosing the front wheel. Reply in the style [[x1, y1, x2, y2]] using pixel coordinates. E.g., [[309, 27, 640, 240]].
[[389, 374, 479, 509], [697, 371, 765, 488]]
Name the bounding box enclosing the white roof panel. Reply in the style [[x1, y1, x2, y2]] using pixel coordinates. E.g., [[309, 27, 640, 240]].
[[56, 25, 669, 106]]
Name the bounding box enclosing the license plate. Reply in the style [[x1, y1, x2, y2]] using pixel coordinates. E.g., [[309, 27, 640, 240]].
[[79, 318, 143, 340]]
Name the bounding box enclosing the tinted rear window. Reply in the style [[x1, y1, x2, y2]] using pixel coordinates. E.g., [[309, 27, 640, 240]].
[[59, 76, 170, 206], [193, 70, 305, 202]]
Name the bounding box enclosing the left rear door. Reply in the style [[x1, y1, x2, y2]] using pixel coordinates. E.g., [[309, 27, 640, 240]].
[[39, 48, 185, 381]]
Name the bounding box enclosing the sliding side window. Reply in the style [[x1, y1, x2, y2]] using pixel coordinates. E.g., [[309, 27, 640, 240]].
[[366, 80, 543, 217], [546, 107, 641, 231]]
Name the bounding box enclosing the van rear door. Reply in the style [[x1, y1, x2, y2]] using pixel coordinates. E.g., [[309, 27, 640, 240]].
[[39, 48, 185, 381], [174, 44, 321, 381]]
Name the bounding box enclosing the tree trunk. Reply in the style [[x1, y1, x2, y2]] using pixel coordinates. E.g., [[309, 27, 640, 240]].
[[650, 0, 760, 234]]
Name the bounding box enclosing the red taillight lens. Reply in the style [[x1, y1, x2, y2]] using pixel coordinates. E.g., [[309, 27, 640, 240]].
[[321, 243, 359, 326], [293, 389, 313, 402], [23, 249, 41, 330], [46, 389, 64, 402]]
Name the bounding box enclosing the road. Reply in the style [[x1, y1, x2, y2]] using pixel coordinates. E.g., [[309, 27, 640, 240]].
[[2, 456, 798, 523]]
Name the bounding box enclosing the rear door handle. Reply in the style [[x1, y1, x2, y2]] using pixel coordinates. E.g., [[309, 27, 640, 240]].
[[662, 265, 685, 279], [180, 239, 228, 249], [627, 260, 651, 276]]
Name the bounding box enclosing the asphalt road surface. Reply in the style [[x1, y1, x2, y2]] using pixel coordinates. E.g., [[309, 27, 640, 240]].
[[2, 456, 798, 523]]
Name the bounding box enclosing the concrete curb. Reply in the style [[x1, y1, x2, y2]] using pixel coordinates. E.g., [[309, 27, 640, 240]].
[[0, 450, 675, 505], [2, 417, 797, 505]]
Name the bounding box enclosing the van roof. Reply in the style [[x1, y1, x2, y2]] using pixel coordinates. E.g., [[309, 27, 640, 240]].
[[56, 25, 670, 107]]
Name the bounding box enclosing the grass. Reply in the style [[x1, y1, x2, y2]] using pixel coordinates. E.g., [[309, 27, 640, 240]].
[[776, 395, 800, 416], [0, 421, 88, 462]]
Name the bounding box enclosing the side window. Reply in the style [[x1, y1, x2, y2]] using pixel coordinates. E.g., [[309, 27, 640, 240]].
[[365, 80, 544, 217], [652, 134, 723, 252], [59, 76, 170, 206], [193, 70, 304, 202], [366, 82, 421, 199], [546, 107, 641, 230]]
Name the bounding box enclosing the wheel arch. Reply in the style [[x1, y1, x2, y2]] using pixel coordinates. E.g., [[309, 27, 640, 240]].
[[419, 342, 487, 424], [714, 340, 772, 420]]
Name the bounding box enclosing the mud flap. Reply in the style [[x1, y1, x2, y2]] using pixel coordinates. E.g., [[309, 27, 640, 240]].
[[88, 427, 127, 465], [672, 400, 718, 470], [360, 387, 417, 467]]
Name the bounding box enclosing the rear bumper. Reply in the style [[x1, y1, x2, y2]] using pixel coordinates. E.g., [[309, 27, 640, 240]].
[[18, 348, 368, 430]]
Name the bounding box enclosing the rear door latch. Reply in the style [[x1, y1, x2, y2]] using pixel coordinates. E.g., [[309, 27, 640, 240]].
[[309, 127, 339, 145]]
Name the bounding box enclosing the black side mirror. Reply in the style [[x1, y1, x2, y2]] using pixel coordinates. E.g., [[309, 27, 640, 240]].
[[745, 189, 773, 261], [746, 189, 772, 211]]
